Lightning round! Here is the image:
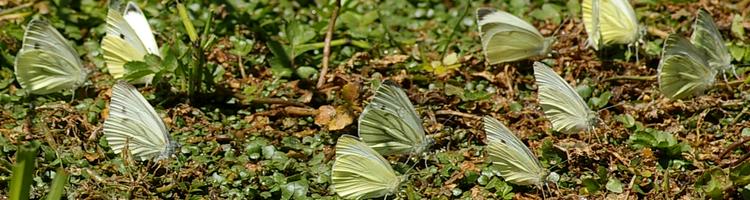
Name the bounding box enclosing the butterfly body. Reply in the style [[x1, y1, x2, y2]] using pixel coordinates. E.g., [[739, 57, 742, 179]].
[[14, 19, 87, 95]]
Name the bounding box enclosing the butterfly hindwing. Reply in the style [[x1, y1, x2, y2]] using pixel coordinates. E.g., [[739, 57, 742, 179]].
[[332, 135, 400, 199], [533, 62, 595, 133], [658, 35, 716, 99], [103, 82, 173, 161], [358, 84, 430, 156], [123, 2, 160, 55], [476, 8, 553, 64], [14, 19, 85, 95]]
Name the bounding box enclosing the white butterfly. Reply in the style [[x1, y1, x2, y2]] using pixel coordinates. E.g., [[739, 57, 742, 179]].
[[102, 1, 161, 84], [358, 83, 433, 156], [103, 82, 177, 161], [533, 62, 597, 133], [476, 8, 554, 65], [331, 135, 402, 199], [582, 0, 640, 50], [14, 18, 87, 95], [484, 116, 558, 187], [657, 35, 716, 99], [691, 9, 736, 79]]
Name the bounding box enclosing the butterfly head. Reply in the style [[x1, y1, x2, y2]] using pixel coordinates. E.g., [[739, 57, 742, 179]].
[[412, 137, 435, 156], [541, 37, 556, 56], [155, 140, 180, 161]]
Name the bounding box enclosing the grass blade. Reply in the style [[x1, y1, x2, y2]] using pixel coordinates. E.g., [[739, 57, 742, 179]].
[[9, 143, 38, 200], [45, 168, 69, 200]]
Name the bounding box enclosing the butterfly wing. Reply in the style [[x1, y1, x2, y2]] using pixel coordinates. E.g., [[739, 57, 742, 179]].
[[690, 9, 732, 73], [582, 0, 601, 49], [14, 19, 85, 95], [103, 82, 172, 161], [534, 62, 594, 133], [358, 84, 429, 156], [597, 0, 639, 46], [123, 2, 160, 56], [332, 135, 400, 199], [484, 116, 545, 187], [102, 1, 158, 84], [476, 8, 552, 64], [658, 35, 716, 99]]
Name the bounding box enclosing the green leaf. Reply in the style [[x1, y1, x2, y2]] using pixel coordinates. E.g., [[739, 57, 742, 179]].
[[731, 160, 750, 186], [729, 44, 747, 62], [576, 85, 593, 100], [695, 168, 730, 199], [295, 66, 318, 80], [281, 180, 308, 200], [615, 114, 636, 128], [582, 178, 601, 194], [606, 177, 624, 193], [732, 14, 746, 41], [9, 142, 39, 200]]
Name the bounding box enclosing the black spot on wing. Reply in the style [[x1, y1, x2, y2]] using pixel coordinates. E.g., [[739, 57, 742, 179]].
[[476, 8, 496, 21], [120, 33, 125, 39], [34, 43, 40, 49]]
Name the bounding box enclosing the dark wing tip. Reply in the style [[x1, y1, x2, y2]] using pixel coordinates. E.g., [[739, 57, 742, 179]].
[[476, 8, 496, 21], [125, 1, 144, 14]]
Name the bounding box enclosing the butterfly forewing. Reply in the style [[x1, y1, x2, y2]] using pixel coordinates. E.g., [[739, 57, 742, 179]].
[[691, 9, 733, 73], [103, 82, 172, 161], [484, 116, 545, 187], [358, 84, 429, 156], [658, 35, 716, 99], [332, 135, 400, 199], [582, 0, 601, 49], [476, 8, 550, 64], [102, 1, 159, 84], [533, 62, 594, 133], [123, 2, 160, 55], [14, 19, 85, 94]]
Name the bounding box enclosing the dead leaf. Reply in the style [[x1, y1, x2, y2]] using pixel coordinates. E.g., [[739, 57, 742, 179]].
[[315, 105, 336, 126], [328, 106, 354, 131]]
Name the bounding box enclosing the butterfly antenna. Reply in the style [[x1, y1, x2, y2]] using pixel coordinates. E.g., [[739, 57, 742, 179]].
[[551, 16, 571, 38], [597, 101, 628, 112]]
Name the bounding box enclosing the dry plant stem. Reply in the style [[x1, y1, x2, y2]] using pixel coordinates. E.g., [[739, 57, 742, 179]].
[[435, 110, 481, 120], [233, 93, 309, 107], [284, 107, 318, 116], [238, 56, 247, 79], [0, 2, 33, 18], [719, 136, 750, 159], [647, 26, 669, 39], [316, 0, 342, 89], [603, 75, 656, 82], [250, 98, 308, 107]]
